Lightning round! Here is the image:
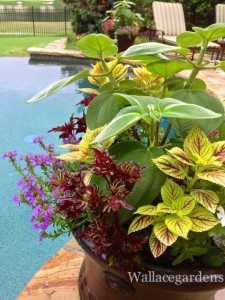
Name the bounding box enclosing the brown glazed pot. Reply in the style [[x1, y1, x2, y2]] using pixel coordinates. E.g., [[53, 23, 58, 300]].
[[116, 34, 136, 52], [76, 237, 225, 300]]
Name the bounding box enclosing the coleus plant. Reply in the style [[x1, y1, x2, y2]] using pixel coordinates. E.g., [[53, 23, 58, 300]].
[[6, 23, 225, 268]]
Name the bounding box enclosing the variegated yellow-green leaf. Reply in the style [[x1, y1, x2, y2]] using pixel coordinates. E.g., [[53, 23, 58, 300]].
[[157, 203, 175, 214], [149, 233, 167, 258], [165, 215, 192, 238], [197, 171, 225, 188], [88, 61, 108, 86], [153, 155, 186, 179], [154, 223, 178, 246], [172, 196, 196, 216], [191, 190, 219, 213], [212, 141, 225, 163], [189, 207, 219, 232], [167, 147, 191, 165], [128, 215, 154, 234], [161, 178, 184, 205], [134, 205, 157, 216], [78, 88, 99, 95], [183, 126, 213, 164]]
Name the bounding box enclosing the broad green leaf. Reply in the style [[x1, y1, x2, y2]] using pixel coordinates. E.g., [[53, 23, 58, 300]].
[[191, 190, 219, 213], [122, 42, 188, 58], [77, 34, 118, 58], [154, 223, 178, 246], [212, 141, 225, 162], [86, 91, 121, 130], [170, 89, 225, 137], [176, 31, 201, 48], [219, 61, 225, 72], [189, 207, 219, 232], [167, 147, 191, 165], [149, 233, 167, 258], [161, 178, 184, 205], [158, 98, 221, 120], [190, 78, 207, 90], [109, 142, 166, 222], [163, 77, 185, 91], [197, 171, 225, 188], [134, 205, 157, 216], [165, 215, 192, 238], [193, 23, 225, 42], [153, 155, 186, 179], [128, 215, 154, 234], [92, 106, 144, 143], [27, 69, 90, 103], [183, 126, 213, 163], [146, 59, 192, 79], [172, 196, 196, 216], [119, 79, 137, 91]]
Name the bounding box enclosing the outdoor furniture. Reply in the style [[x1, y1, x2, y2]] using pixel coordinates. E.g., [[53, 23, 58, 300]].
[[215, 4, 225, 60], [152, 1, 220, 60]]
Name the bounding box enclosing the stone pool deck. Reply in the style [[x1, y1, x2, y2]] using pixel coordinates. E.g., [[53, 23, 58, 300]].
[[16, 39, 225, 299]]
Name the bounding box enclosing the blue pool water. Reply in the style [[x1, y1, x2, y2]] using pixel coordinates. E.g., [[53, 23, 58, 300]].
[[0, 57, 89, 299]]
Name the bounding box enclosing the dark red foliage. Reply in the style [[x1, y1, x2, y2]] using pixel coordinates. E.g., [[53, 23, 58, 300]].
[[48, 115, 76, 139], [78, 93, 96, 106]]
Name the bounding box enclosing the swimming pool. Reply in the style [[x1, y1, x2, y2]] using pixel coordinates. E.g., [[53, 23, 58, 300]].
[[0, 57, 88, 299]]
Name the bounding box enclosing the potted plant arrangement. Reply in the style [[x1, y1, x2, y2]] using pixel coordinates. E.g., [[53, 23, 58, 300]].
[[102, 0, 144, 51], [4, 23, 225, 300]]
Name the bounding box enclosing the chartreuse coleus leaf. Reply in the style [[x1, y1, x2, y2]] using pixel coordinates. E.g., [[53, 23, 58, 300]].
[[165, 215, 192, 239], [161, 178, 184, 205], [167, 147, 191, 165], [172, 196, 196, 216], [153, 223, 178, 246], [152, 155, 186, 179], [149, 232, 167, 258], [128, 215, 154, 234], [189, 207, 219, 232], [134, 205, 157, 216], [212, 141, 225, 162], [191, 190, 219, 213], [197, 171, 225, 188]]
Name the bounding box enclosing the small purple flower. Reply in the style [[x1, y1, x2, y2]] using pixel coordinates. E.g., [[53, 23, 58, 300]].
[[2, 150, 18, 159], [32, 136, 44, 144]]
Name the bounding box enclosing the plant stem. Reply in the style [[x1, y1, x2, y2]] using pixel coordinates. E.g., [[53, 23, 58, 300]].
[[160, 122, 172, 146], [100, 54, 119, 89]]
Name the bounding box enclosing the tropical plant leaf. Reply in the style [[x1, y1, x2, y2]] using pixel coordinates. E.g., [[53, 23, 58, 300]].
[[197, 171, 225, 188], [193, 23, 225, 42], [165, 215, 192, 238], [189, 207, 219, 232], [212, 141, 225, 162], [128, 215, 154, 234], [92, 106, 144, 143], [86, 91, 122, 130], [27, 69, 90, 103], [183, 126, 213, 163], [161, 178, 184, 205], [77, 33, 118, 58], [153, 155, 186, 179], [191, 190, 219, 213], [176, 31, 202, 48], [170, 89, 224, 137], [157, 203, 175, 213], [154, 223, 178, 246], [134, 205, 157, 215], [149, 233, 167, 258]]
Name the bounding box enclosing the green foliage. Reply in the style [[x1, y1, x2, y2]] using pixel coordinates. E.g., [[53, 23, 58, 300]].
[[63, 0, 113, 34]]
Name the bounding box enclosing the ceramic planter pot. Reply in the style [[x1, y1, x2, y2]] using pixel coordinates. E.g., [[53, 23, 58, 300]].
[[116, 34, 136, 52], [76, 236, 225, 300]]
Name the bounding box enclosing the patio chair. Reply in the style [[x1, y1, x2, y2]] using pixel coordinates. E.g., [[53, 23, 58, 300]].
[[215, 4, 225, 60], [152, 1, 220, 60]]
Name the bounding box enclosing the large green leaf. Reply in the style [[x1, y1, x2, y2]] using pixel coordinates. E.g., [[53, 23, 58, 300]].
[[27, 69, 90, 103], [77, 34, 118, 58], [176, 32, 201, 48], [122, 42, 188, 59], [146, 59, 192, 79], [92, 106, 144, 143], [193, 23, 225, 42], [109, 141, 166, 222], [170, 89, 225, 137], [86, 91, 121, 130]]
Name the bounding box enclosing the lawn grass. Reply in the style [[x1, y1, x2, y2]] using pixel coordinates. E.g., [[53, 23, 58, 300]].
[[0, 0, 64, 8], [0, 36, 62, 56]]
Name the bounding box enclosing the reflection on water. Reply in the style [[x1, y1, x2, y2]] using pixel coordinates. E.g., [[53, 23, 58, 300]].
[[0, 57, 90, 299]]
